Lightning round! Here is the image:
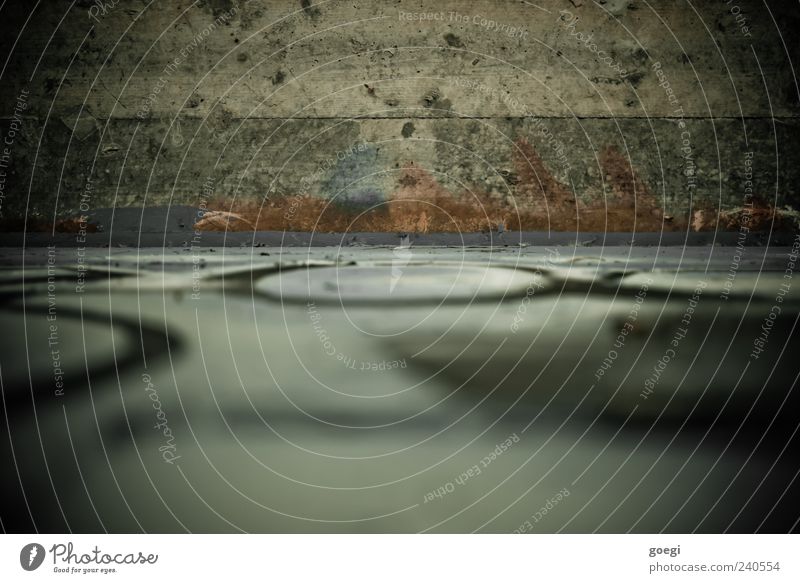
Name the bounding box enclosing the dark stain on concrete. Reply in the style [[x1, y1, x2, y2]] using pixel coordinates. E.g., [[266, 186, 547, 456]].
[[200, 0, 235, 18], [422, 88, 452, 112], [499, 169, 519, 185], [300, 0, 321, 19], [626, 71, 646, 87], [443, 33, 464, 48], [398, 174, 417, 187], [592, 76, 623, 85], [632, 48, 648, 64]]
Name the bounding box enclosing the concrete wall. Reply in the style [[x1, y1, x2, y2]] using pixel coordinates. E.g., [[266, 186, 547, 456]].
[[1, 0, 799, 231]]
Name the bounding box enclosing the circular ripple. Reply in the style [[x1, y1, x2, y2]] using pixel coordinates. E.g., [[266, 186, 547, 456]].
[[256, 263, 536, 304]]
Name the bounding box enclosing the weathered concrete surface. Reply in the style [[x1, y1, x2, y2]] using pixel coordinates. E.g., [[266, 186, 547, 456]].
[[0, 1, 798, 231], [2, 1, 798, 118], [2, 117, 797, 222]]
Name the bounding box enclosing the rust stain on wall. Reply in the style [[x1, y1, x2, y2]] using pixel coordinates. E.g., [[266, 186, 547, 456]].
[[693, 200, 797, 232], [595, 145, 667, 232], [512, 137, 577, 230], [192, 139, 793, 234]]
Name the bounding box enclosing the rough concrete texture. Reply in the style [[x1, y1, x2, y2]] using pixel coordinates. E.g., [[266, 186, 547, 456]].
[[0, 0, 799, 232]]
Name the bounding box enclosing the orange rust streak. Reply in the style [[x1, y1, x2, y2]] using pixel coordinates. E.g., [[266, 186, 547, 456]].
[[190, 142, 790, 234]]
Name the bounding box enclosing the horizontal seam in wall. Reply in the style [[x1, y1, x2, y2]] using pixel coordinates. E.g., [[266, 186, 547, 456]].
[[2, 115, 799, 122]]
